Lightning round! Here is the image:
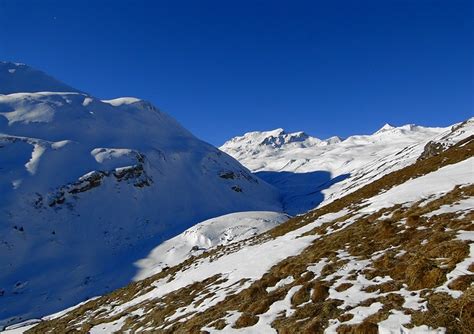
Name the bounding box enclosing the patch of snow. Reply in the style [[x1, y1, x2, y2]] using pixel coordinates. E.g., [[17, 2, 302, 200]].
[[424, 198, 474, 218], [435, 230, 474, 298], [89, 317, 126, 334], [101, 97, 141, 106], [24, 143, 45, 174], [399, 287, 427, 311], [266, 276, 295, 293], [345, 302, 383, 324], [82, 97, 93, 106], [378, 310, 411, 333]]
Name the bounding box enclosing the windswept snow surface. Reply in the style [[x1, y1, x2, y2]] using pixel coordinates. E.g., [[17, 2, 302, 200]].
[[0, 63, 281, 328], [220, 123, 473, 214]]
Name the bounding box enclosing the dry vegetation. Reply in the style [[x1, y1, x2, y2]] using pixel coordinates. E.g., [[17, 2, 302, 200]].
[[27, 137, 473, 333]]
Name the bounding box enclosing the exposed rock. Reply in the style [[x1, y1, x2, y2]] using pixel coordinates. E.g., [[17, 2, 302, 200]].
[[48, 165, 152, 207], [113, 165, 152, 187], [69, 171, 107, 194], [232, 185, 243, 192], [418, 140, 447, 160], [218, 170, 258, 184], [219, 171, 236, 179]]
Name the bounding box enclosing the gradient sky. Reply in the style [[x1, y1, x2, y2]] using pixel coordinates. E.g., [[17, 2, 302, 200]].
[[0, 0, 472, 145]]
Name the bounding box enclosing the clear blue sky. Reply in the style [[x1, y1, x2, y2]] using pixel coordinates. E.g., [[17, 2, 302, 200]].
[[0, 0, 472, 145]]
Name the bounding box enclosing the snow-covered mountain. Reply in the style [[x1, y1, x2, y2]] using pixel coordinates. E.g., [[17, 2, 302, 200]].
[[220, 122, 473, 214], [11, 127, 473, 333], [2, 61, 474, 333], [0, 62, 282, 327]]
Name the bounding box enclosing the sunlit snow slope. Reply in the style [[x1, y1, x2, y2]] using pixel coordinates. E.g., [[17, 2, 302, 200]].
[[0, 62, 282, 327]]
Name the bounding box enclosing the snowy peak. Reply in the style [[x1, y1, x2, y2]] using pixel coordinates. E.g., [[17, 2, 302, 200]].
[[324, 135, 343, 145], [259, 130, 312, 148], [374, 122, 396, 134], [373, 123, 431, 136], [0, 61, 80, 95], [221, 128, 328, 154]]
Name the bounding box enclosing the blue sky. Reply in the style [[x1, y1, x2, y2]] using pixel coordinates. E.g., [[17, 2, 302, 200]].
[[0, 0, 472, 145]]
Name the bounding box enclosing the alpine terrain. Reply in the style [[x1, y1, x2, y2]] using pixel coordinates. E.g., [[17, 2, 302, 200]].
[[1, 62, 473, 333], [0, 61, 283, 329]]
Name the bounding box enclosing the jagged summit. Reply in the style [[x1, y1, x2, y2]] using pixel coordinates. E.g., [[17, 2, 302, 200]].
[[0, 61, 81, 95], [222, 128, 328, 152]]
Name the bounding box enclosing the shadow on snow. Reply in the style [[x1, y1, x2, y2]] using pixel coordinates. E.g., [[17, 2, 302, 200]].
[[256, 170, 350, 215]]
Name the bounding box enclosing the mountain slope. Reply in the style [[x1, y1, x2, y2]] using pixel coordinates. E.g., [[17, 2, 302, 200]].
[[0, 63, 282, 328], [14, 133, 474, 333], [220, 123, 473, 214], [0, 62, 81, 95]]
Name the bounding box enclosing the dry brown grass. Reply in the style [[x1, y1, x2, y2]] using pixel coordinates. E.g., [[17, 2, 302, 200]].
[[337, 321, 379, 334], [448, 275, 474, 291], [411, 288, 474, 333], [311, 282, 330, 302], [334, 283, 353, 292], [233, 313, 258, 328]]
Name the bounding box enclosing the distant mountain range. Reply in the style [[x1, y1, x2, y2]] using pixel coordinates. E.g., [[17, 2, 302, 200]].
[[220, 121, 472, 214]]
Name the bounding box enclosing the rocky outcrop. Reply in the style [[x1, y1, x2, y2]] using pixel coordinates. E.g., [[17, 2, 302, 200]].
[[218, 170, 258, 184], [48, 164, 152, 207], [418, 140, 447, 160]]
